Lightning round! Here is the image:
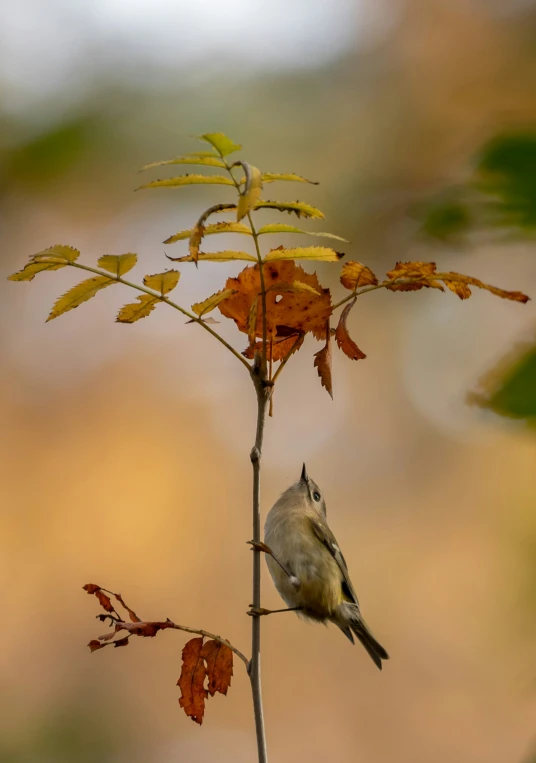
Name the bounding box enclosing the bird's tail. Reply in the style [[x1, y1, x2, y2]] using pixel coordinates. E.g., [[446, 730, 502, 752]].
[[339, 605, 389, 670]]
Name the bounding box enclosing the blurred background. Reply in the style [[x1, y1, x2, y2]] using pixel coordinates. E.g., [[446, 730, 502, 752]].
[[1, 1, 536, 762]]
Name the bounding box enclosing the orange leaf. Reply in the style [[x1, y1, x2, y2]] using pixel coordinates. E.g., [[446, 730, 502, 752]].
[[335, 300, 366, 361], [201, 639, 233, 696], [314, 322, 333, 398], [340, 261, 378, 290], [386, 261, 443, 291], [219, 261, 331, 344], [178, 637, 208, 725], [444, 280, 472, 300], [244, 332, 304, 362]]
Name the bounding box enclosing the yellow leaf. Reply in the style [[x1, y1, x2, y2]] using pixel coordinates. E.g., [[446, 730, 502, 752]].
[[97, 253, 137, 277], [116, 294, 159, 323], [264, 246, 343, 262], [164, 221, 252, 244], [254, 200, 325, 220], [192, 288, 236, 317], [47, 275, 114, 321], [199, 133, 242, 157], [267, 281, 321, 296], [139, 155, 226, 171], [143, 270, 180, 295], [166, 250, 257, 263], [257, 223, 347, 241], [136, 175, 234, 191], [8, 245, 80, 282], [444, 280, 472, 300], [261, 172, 318, 185], [340, 261, 378, 290], [237, 164, 263, 221]]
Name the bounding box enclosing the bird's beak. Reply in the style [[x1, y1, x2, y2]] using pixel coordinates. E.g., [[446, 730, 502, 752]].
[[300, 463, 308, 482]]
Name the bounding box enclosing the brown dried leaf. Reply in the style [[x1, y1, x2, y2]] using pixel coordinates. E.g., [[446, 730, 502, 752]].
[[178, 637, 208, 725], [189, 223, 204, 264], [385, 261, 443, 291], [88, 640, 106, 652], [113, 592, 141, 623], [83, 584, 115, 613], [113, 636, 130, 648], [340, 261, 378, 291], [219, 261, 331, 344], [335, 300, 366, 361], [201, 639, 233, 697], [440, 272, 529, 303], [314, 323, 333, 398]]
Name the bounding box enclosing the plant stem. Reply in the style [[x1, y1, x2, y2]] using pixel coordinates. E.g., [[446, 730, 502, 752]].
[[249, 354, 271, 763]]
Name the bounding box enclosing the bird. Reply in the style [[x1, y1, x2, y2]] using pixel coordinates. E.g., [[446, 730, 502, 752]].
[[262, 463, 389, 669]]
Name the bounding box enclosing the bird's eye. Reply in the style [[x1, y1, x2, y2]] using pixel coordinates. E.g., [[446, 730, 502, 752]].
[[313, 491, 321, 501]]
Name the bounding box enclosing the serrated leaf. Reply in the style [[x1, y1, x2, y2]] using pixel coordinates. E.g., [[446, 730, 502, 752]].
[[199, 132, 242, 157], [237, 164, 263, 221], [8, 245, 80, 281], [439, 271, 529, 303], [178, 637, 207, 725], [261, 172, 318, 185], [386, 261, 444, 292], [254, 200, 325, 220], [257, 223, 347, 241], [139, 155, 226, 171], [143, 270, 180, 295], [116, 294, 159, 323], [97, 253, 137, 277], [136, 175, 234, 191], [201, 640, 233, 697], [167, 250, 257, 263], [192, 288, 236, 317], [335, 299, 366, 361], [164, 221, 252, 244], [264, 246, 343, 262], [314, 324, 333, 398], [340, 261, 378, 290], [47, 275, 115, 321]]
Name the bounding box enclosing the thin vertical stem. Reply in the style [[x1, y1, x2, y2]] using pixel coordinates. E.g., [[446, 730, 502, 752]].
[[249, 354, 271, 763]]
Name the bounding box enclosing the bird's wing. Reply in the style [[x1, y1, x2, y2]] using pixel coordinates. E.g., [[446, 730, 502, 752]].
[[308, 514, 360, 607]]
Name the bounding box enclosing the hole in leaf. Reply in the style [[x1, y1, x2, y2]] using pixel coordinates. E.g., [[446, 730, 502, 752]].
[[275, 295, 283, 303]]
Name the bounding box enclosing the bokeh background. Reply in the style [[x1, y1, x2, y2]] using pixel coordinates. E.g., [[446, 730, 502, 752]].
[[1, 1, 536, 762]]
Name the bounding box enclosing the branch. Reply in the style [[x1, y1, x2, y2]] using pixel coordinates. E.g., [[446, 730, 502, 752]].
[[61, 260, 251, 370]]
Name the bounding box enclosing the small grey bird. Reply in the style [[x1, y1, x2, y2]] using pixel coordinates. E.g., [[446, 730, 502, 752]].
[[263, 464, 389, 669]]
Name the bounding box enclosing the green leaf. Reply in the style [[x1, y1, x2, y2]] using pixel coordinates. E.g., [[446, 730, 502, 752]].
[[167, 251, 257, 263], [164, 221, 253, 244], [471, 343, 536, 420], [237, 164, 263, 221], [97, 253, 137, 277], [8, 245, 80, 281], [139, 155, 226, 172], [143, 270, 180, 295], [136, 175, 234, 191], [264, 246, 343, 262], [47, 275, 114, 321], [117, 294, 159, 323], [192, 288, 236, 317], [257, 223, 347, 241], [199, 133, 242, 157], [254, 200, 325, 220]]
